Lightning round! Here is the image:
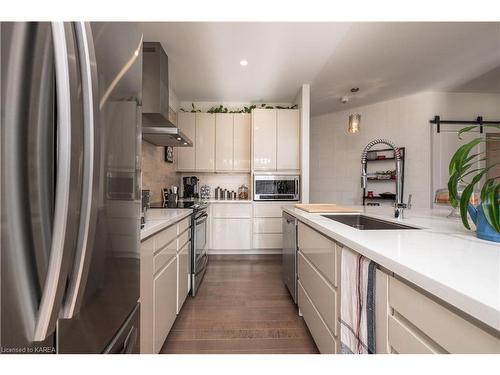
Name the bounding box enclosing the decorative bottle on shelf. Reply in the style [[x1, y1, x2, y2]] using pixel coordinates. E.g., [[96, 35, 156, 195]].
[[238, 184, 249, 200]]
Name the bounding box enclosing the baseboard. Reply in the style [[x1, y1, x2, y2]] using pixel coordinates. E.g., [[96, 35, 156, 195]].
[[209, 254, 281, 261], [208, 249, 282, 255]]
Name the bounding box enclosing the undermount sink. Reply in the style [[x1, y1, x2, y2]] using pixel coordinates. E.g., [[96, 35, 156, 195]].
[[322, 214, 420, 230]]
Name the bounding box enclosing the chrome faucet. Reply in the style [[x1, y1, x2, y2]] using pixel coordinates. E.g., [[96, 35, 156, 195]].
[[361, 139, 409, 218]]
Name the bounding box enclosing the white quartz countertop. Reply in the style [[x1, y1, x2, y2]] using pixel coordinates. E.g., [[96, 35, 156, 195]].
[[283, 205, 500, 332], [141, 209, 192, 240]]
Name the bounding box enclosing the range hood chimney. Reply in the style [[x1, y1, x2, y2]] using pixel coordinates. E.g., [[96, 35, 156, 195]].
[[142, 42, 192, 147]]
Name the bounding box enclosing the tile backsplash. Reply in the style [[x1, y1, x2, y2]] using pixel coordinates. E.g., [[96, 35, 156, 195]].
[[179, 173, 251, 198], [142, 140, 180, 203]]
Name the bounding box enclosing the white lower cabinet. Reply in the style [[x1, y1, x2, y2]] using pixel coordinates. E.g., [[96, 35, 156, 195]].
[[252, 203, 284, 250], [297, 222, 338, 287], [298, 281, 337, 354], [154, 256, 177, 353], [376, 270, 500, 354], [177, 243, 190, 313], [140, 216, 191, 353], [253, 217, 282, 234], [253, 202, 283, 218], [298, 252, 337, 335], [297, 222, 340, 353], [212, 218, 252, 250], [209, 203, 252, 252], [252, 233, 282, 249]]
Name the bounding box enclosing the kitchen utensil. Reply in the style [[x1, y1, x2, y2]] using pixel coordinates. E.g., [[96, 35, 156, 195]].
[[166, 193, 178, 208]]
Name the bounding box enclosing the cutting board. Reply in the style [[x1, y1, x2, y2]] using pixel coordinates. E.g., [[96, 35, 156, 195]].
[[295, 203, 361, 213]]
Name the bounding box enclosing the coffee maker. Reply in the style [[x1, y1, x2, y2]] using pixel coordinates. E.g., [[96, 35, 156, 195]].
[[183, 176, 199, 198]]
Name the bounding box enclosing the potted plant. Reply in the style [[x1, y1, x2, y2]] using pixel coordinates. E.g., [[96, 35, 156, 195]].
[[448, 126, 500, 242]]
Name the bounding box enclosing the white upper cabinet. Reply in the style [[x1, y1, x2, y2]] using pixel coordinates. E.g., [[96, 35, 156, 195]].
[[233, 114, 251, 172], [252, 109, 277, 171], [195, 113, 216, 171], [277, 109, 300, 170], [177, 112, 196, 171], [252, 108, 300, 171], [215, 113, 234, 172]]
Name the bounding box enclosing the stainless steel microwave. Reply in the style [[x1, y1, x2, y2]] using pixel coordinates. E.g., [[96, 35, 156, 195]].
[[253, 175, 300, 201]]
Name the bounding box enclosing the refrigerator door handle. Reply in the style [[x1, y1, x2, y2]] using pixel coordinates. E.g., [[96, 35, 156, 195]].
[[33, 22, 82, 341], [62, 22, 101, 319], [121, 327, 138, 354]]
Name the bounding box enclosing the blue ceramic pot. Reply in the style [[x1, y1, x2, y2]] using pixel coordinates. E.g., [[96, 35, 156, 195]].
[[467, 204, 500, 243]]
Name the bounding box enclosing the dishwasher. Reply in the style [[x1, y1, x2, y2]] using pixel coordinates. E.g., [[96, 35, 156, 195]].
[[282, 212, 298, 304]]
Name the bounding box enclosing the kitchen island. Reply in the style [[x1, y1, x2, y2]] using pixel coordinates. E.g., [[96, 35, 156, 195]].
[[283, 205, 500, 353]]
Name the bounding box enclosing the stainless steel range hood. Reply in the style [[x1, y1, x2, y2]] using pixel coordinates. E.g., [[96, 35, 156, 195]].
[[142, 42, 192, 147], [142, 127, 193, 147]]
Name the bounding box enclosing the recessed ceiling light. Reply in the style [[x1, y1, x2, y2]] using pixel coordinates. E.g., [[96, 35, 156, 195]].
[[240, 59, 248, 67], [176, 137, 182, 141], [350, 87, 359, 93]]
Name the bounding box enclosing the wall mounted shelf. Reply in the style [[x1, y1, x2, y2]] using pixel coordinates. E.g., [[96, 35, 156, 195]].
[[362, 147, 405, 206]]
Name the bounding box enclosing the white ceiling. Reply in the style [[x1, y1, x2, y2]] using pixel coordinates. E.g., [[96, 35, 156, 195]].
[[139, 22, 350, 104], [139, 22, 500, 115]]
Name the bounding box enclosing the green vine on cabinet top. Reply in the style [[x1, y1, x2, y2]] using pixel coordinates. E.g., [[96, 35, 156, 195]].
[[179, 102, 298, 113]]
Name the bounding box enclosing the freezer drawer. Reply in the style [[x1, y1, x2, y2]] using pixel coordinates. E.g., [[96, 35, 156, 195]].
[[103, 303, 140, 354]]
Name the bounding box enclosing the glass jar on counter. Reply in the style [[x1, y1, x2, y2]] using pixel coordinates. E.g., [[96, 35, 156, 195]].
[[238, 184, 249, 200]]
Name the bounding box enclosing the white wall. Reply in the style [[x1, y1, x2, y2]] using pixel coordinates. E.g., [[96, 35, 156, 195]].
[[169, 87, 180, 111], [295, 84, 311, 203], [311, 92, 434, 208], [430, 92, 500, 200], [310, 91, 500, 208]]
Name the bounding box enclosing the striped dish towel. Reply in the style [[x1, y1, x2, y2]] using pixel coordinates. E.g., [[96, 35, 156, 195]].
[[340, 247, 377, 354]]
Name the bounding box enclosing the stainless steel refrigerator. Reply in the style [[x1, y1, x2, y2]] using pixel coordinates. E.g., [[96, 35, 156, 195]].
[[1, 22, 143, 354]]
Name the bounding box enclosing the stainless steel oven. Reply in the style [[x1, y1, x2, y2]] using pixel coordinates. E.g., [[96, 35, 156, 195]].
[[191, 204, 208, 296], [253, 175, 300, 201]]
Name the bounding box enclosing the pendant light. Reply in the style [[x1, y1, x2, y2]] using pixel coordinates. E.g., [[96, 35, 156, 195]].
[[348, 114, 361, 134]]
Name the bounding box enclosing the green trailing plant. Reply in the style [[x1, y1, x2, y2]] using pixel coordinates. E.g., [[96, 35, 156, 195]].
[[243, 105, 257, 113], [448, 125, 500, 232], [179, 103, 201, 113], [207, 105, 228, 113], [180, 103, 298, 113]]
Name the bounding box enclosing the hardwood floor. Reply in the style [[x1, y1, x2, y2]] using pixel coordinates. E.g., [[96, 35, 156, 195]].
[[160, 255, 319, 354]]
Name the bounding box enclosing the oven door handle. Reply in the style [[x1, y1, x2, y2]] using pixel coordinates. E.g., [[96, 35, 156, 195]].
[[195, 214, 208, 226]]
